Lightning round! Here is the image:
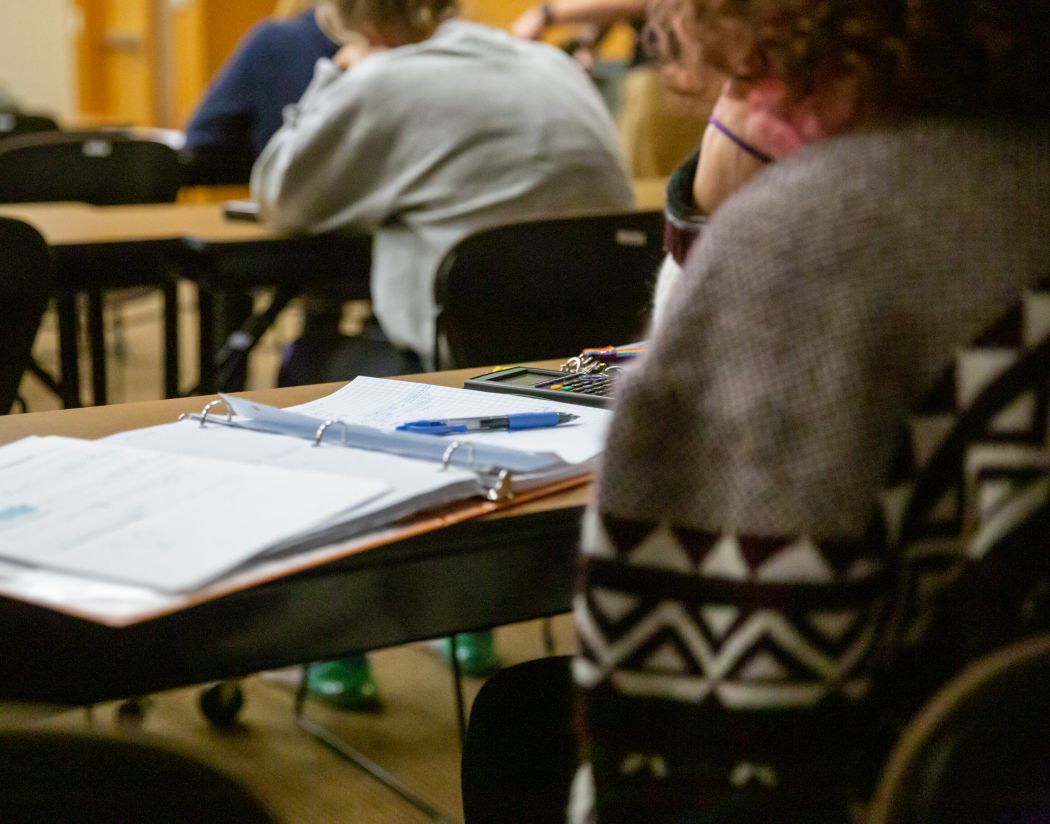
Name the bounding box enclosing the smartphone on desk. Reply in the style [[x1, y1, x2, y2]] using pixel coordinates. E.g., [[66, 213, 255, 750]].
[[223, 200, 261, 222]]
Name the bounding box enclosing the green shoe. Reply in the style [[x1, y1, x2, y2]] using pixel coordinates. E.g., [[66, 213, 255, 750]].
[[438, 631, 502, 678], [306, 657, 381, 711]]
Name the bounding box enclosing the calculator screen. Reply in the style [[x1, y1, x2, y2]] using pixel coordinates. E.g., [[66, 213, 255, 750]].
[[491, 371, 558, 387]]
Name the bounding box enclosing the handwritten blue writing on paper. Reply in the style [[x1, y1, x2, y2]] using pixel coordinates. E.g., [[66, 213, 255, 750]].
[[0, 505, 35, 522]]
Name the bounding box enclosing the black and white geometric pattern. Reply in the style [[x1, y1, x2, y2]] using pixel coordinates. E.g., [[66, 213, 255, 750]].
[[573, 283, 1050, 821], [885, 285, 1050, 646], [575, 508, 884, 710]]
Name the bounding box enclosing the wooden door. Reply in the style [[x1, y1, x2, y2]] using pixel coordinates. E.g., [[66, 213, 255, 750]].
[[73, 0, 160, 125]]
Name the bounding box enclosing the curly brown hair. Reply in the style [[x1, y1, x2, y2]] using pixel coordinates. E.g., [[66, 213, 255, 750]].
[[657, 0, 1050, 118]]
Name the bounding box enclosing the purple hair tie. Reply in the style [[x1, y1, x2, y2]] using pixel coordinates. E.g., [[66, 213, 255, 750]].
[[707, 116, 773, 164]]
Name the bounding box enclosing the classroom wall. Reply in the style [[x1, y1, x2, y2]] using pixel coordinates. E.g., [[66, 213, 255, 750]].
[[0, 0, 77, 118], [60, 0, 633, 128]]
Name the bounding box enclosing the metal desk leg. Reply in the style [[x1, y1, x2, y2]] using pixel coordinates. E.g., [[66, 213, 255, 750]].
[[87, 291, 107, 406], [162, 280, 180, 399], [293, 666, 458, 824], [211, 285, 299, 392], [55, 292, 82, 408], [448, 635, 468, 747], [196, 284, 216, 396]]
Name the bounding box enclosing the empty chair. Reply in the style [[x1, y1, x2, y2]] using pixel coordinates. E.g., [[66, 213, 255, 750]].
[[0, 730, 280, 823], [433, 210, 664, 368], [0, 131, 185, 406], [0, 130, 181, 205], [0, 111, 59, 141], [0, 217, 51, 413], [869, 634, 1050, 824]]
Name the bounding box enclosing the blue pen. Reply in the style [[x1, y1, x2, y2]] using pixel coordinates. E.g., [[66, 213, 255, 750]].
[[396, 411, 578, 436]]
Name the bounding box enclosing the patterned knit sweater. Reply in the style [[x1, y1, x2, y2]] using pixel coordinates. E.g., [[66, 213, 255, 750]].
[[574, 119, 1050, 823]]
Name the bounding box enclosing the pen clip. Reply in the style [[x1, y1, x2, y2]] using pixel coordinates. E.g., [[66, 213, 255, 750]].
[[396, 420, 468, 436]]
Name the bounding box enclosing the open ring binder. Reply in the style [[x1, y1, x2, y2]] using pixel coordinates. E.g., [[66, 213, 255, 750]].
[[313, 419, 350, 447], [441, 441, 476, 471], [178, 398, 233, 428], [181, 394, 552, 505]]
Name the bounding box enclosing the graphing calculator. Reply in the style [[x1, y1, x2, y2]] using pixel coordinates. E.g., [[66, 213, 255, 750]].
[[464, 367, 618, 408]]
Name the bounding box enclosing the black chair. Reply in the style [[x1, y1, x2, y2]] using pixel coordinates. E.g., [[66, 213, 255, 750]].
[[0, 217, 51, 413], [0, 131, 185, 406], [461, 656, 577, 824], [433, 210, 664, 368], [0, 130, 182, 205], [869, 633, 1050, 824], [0, 730, 279, 823], [179, 144, 256, 186], [0, 111, 59, 141]]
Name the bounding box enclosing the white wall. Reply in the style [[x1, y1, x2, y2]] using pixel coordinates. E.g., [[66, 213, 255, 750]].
[[0, 0, 76, 118]]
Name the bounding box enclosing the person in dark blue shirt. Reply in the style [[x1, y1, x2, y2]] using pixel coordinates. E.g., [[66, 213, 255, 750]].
[[185, 7, 341, 158], [184, 2, 503, 707]]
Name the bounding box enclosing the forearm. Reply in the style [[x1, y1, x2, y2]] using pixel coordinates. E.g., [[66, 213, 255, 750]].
[[251, 58, 384, 234], [544, 0, 645, 26]]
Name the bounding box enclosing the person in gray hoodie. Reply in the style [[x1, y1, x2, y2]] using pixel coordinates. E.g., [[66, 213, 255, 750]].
[[252, 0, 634, 370]]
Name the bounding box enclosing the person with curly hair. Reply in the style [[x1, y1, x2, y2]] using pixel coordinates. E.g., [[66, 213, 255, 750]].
[[570, 0, 1050, 821]]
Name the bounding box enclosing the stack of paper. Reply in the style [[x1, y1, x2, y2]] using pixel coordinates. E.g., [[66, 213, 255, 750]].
[[0, 377, 610, 622]]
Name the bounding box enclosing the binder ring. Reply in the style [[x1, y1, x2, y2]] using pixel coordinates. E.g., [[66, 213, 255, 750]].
[[485, 469, 514, 502], [441, 441, 476, 471], [313, 419, 349, 447], [197, 399, 233, 428]]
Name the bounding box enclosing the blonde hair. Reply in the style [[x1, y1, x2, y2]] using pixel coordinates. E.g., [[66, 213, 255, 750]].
[[335, 0, 457, 43], [273, 0, 317, 18]]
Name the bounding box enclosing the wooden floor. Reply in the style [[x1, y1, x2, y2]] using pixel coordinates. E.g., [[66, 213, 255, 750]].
[[8, 288, 578, 823]]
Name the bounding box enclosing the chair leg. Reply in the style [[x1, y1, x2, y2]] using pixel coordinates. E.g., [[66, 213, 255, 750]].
[[87, 291, 107, 406], [448, 635, 469, 748], [162, 280, 180, 398], [56, 293, 82, 408], [542, 618, 557, 657], [27, 358, 63, 399], [292, 664, 457, 823]]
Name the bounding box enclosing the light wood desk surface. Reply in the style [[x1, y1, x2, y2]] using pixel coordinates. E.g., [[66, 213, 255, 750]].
[[0, 177, 666, 248], [0, 201, 275, 247]]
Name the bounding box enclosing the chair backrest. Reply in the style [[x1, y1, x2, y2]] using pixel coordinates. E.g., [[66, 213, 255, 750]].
[[0, 217, 51, 413], [462, 656, 577, 824], [0, 131, 183, 205], [433, 210, 664, 368], [880, 280, 1050, 665], [0, 111, 60, 140], [179, 144, 256, 186], [0, 730, 280, 823], [869, 633, 1050, 824]]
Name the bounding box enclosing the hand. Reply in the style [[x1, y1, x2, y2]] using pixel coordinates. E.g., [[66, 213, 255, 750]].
[[511, 5, 550, 39], [693, 81, 766, 214], [333, 38, 386, 70]]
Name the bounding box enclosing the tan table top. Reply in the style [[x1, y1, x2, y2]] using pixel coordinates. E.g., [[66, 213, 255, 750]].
[[0, 177, 665, 248], [0, 201, 277, 246]]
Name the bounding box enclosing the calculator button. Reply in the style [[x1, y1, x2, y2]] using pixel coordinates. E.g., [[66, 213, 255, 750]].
[[548, 384, 563, 390]]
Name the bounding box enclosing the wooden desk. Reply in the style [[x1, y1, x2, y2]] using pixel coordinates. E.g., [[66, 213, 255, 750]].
[[0, 202, 273, 247], [0, 202, 276, 407], [0, 202, 361, 404], [0, 366, 589, 705], [3, 190, 664, 403]]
